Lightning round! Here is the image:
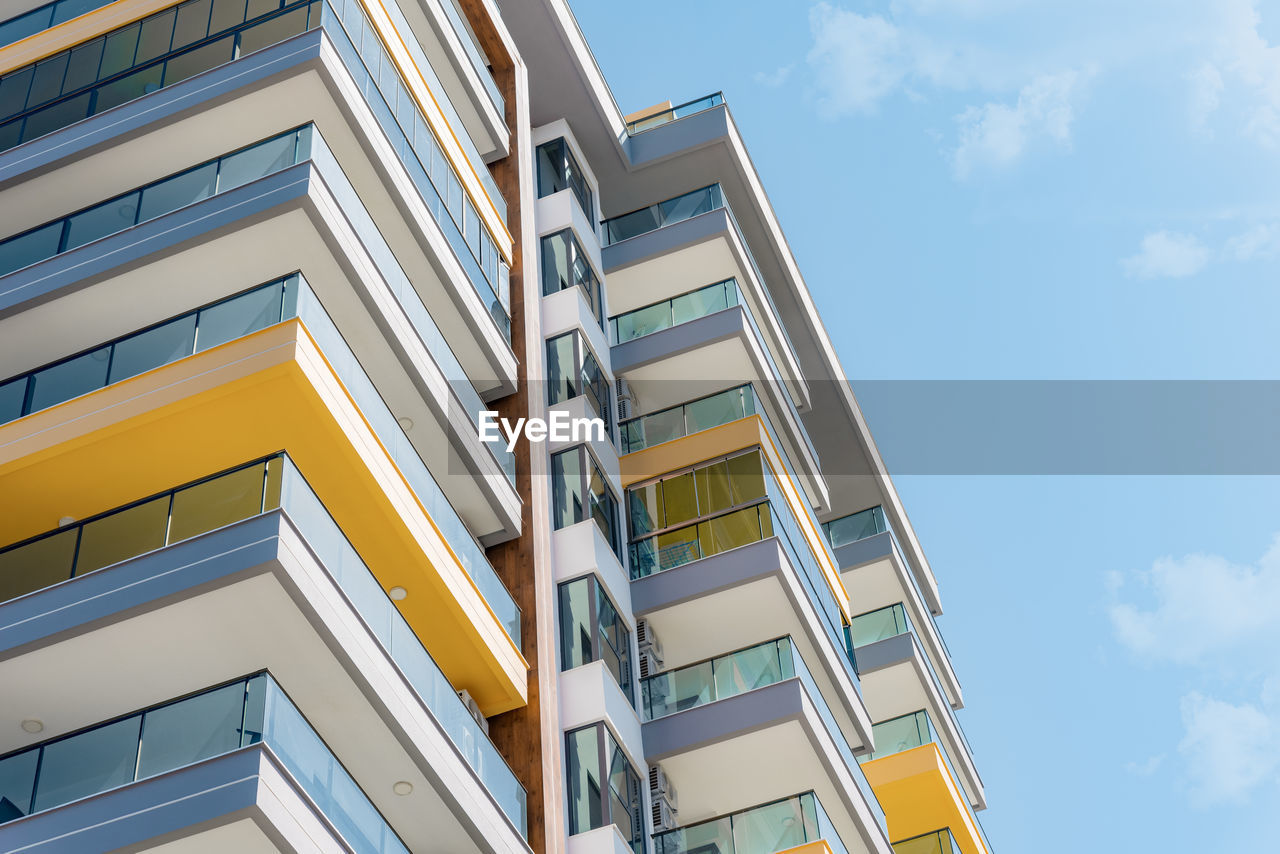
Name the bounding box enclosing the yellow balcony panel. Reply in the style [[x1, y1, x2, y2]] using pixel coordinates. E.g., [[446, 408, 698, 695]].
[[779, 843, 836, 854], [0, 319, 527, 714], [862, 746, 988, 854], [621, 414, 848, 623]]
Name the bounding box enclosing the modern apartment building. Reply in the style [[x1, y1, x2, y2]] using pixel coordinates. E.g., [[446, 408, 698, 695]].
[[0, 1, 989, 853]]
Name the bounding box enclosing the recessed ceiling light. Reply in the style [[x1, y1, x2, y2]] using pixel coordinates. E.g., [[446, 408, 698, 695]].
[[393, 781, 413, 796], [20, 719, 43, 734], [397, 417, 413, 431], [389, 586, 407, 601]]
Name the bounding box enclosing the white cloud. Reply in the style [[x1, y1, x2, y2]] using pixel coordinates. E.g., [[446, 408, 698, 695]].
[[1179, 692, 1279, 805], [1225, 223, 1280, 261], [754, 65, 794, 89], [1125, 754, 1166, 777], [1193, 0, 1280, 146], [807, 4, 909, 115], [1109, 536, 1280, 665], [1188, 62, 1224, 134], [1120, 231, 1210, 280], [951, 70, 1082, 177]]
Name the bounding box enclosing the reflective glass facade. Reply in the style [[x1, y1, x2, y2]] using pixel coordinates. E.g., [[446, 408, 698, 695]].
[[564, 723, 643, 854], [551, 445, 621, 556], [559, 575, 633, 704]]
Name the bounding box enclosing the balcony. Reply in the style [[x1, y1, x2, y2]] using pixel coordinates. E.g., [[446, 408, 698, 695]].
[[601, 186, 810, 414], [893, 829, 960, 854], [640, 638, 889, 854], [859, 712, 990, 854], [625, 92, 725, 135], [0, 453, 527, 843], [0, 673, 410, 852], [829, 517, 960, 709], [0, 0, 114, 49], [0, 0, 512, 338], [618, 382, 825, 512], [652, 790, 850, 854]]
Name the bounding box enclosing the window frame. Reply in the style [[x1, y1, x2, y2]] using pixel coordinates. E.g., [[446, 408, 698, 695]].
[[558, 574, 635, 705], [545, 329, 612, 432], [551, 444, 621, 558], [563, 722, 644, 854]]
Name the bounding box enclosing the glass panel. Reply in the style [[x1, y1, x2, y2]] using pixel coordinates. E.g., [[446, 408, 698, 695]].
[[546, 333, 576, 405], [107, 315, 197, 383], [75, 495, 169, 574], [0, 222, 62, 276], [658, 472, 697, 528], [847, 604, 908, 647], [137, 162, 217, 222], [236, 4, 308, 55], [685, 388, 746, 434], [564, 726, 602, 835], [91, 61, 163, 114], [168, 463, 266, 542], [671, 281, 730, 325], [654, 525, 700, 571], [215, 132, 298, 192], [98, 24, 141, 78], [696, 459, 733, 517], [731, 797, 809, 853], [194, 281, 283, 350], [726, 451, 767, 504], [0, 529, 78, 602], [31, 716, 141, 812], [714, 641, 785, 700], [656, 817, 733, 854], [171, 0, 214, 50], [700, 505, 763, 557], [64, 192, 138, 251], [0, 748, 38, 823], [627, 483, 661, 538], [0, 378, 26, 423], [27, 347, 110, 411], [133, 10, 176, 66], [558, 577, 592, 671], [20, 91, 91, 141], [161, 34, 235, 86], [0, 68, 35, 122], [208, 0, 248, 34], [136, 681, 245, 779], [613, 301, 671, 343], [26, 54, 70, 110], [550, 447, 583, 531], [62, 39, 106, 93]]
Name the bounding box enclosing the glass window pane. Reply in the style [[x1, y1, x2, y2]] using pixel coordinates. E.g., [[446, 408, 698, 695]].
[[263, 455, 282, 510], [75, 496, 169, 574], [0, 68, 35, 123], [133, 10, 176, 66], [62, 39, 106, 94], [0, 118, 20, 152], [246, 0, 283, 17], [91, 61, 163, 114], [26, 54, 70, 110], [236, 5, 309, 56], [0, 377, 26, 424], [51, 0, 106, 25], [136, 681, 245, 779], [208, 0, 248, 34], [108, 314, 197, 383], [194, 282, 283, 351], [31, 716, 141, 812], [564, 726, 601, 835], [0, 222, 62, 276], [558, 577, 592, 670], [171, 0, 214, 50], [0, 528, 78, 603], [654, 525, 700, 572], [695, 460, 733, 517], [626, 483, 661, 538], [546, 333, 575, 405], [726, 451, 766, 504], [551, 447, 583, 530], [732, 798, 808, 852], [701, 506, 763, 558], [162, 34, 235, 87], [28, 347, 110, 411], [714, 643, 784, 700], [614, 301, 671, 343], [672, 282, 730, 325], [215, 133, 296, 193], [685, 389, 744, 434], [63, 194, 137, 251], [0, 748, 38, 822], [97, 24, 141, 79], [18, 91, 91, 142], [168, 463, 266, 543], [137, 162, 216, 222], [658, 472, 696, 528]]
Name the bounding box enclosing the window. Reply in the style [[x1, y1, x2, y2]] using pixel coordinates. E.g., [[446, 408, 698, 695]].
[[546, 330, 611, 430], [535, 137, 594, 221], [551, 446, 620, 556], [559, 575, 634, 704], [565, 723, 643, 853], [541, 229, 604, 326]]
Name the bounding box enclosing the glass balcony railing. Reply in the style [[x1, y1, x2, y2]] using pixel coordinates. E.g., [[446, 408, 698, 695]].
[[893, 829, 960, 854], [0, 0, 511, 332], [0, 125, 311, 279], [0, 0, 113, 48], [0, 454, 527, 835], [620, 383, 756, 455], [601, 184, 721, 247], [860, 711, 989, 854], [440, 0, 504, 115], [625, 91, 724, 135], [610, 277, 738, 345], [652, 790, 849, 854], [0, 269, 520, 644], [0, 673, 409, 852], [823, 506, 888, 550], [847, 603, 910, 649], [641, 637, 885, 836]]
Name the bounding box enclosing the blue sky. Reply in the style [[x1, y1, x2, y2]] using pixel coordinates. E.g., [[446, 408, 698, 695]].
[[570, 0, 1280, 849]]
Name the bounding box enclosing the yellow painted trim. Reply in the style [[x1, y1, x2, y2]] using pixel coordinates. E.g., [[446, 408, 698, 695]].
[[619, 415, 852, 622], [776, 842, 833, 854], [0, 0, 514, 263], [0, 320, 527, 714], [862, 745, 989, 854]]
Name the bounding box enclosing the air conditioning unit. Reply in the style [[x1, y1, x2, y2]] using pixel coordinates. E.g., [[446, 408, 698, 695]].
[[635, 618, 663, 660], [617, 397, 634, 421], [637, 649, 663, 680], [615, 377, 635, 422], [457, 689, 489, 736], [648, 765, 678, 809], [651, 797, 679, 832]]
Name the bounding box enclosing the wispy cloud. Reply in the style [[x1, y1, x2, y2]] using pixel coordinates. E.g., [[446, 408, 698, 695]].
[[1120, 231, 1210, 280], [952, 70, 1084, 178], [1111, 537, 1280, 805], [1224, 223, 1280, 261], [1191, 0, 1280, 146], [1188, 61, 1224, 135], [807, 5, 911, 116], [754, 65, 795, 89]]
